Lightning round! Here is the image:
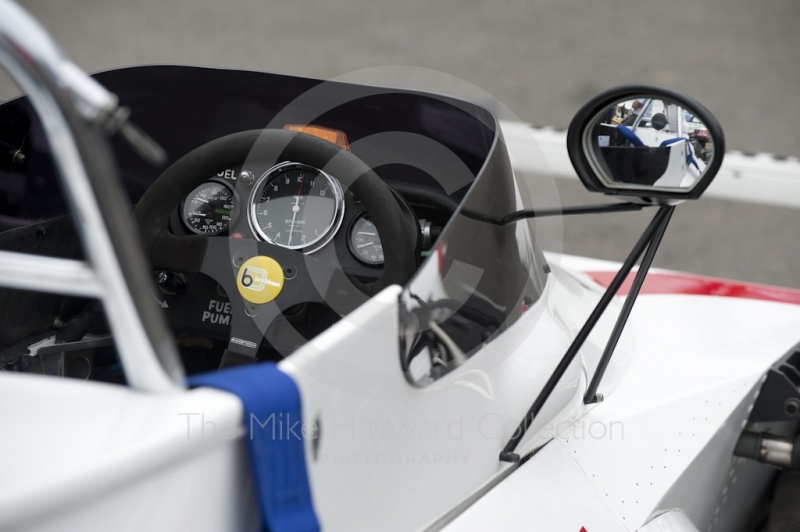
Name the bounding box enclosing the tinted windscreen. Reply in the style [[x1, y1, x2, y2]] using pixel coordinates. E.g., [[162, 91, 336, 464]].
[[0, 65, 495, 226]]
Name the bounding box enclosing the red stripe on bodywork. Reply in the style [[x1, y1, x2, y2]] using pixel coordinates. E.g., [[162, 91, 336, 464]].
[[586, 271, 800, 306]]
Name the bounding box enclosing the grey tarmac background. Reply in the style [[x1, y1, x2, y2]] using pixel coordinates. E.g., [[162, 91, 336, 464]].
[[5, 0, 800, 288]]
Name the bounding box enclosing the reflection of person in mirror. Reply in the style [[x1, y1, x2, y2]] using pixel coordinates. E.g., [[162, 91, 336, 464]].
[[690, 130, 711, 163], [622, 99, 644, 126]]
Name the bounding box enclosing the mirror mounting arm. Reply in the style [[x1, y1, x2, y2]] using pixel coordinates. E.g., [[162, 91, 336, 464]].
[[499, 205, 674, 463], [583, 205, 674, 404], [461, 201, 650, 226]]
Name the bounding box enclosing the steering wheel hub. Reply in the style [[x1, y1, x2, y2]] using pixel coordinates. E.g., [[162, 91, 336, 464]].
[[236, 256, 285, 304]]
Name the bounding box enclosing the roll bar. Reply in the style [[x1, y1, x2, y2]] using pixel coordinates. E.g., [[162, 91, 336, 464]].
[[0, 0, 184, 391]]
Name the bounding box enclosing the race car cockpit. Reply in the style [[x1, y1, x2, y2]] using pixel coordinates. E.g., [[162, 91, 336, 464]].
[[0, 64, 547, 384]]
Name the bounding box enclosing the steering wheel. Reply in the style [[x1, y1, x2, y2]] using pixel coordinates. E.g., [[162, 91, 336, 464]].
[[134, 129, 415, 366]]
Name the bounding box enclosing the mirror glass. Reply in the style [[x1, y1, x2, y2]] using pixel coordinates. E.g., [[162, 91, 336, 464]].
[[584, 96, 715, 192]]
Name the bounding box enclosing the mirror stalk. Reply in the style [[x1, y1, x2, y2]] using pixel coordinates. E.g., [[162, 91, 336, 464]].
[[461, 201, 648, 226], [499, 205, 674, 463], [583, 206, 674, 404]]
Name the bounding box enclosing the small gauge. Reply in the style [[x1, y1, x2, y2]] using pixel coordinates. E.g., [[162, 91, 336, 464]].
[[182, 181, 235, 235], [349, 213, 384, 265]]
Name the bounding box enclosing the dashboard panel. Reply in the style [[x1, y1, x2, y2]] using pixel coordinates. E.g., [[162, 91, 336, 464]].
[[171, 163, 425, 290]]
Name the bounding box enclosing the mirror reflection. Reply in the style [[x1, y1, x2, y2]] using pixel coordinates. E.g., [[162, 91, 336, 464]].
[[586, 97, 714, 191]]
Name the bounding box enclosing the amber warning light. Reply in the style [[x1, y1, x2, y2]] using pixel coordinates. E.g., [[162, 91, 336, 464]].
[[283, 125, 350, 151]]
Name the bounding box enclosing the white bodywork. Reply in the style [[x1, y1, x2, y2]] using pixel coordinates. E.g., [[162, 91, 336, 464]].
[[0, 375, 259, 531], [443, 255, 800, 531], [3, 255, 800, 531]]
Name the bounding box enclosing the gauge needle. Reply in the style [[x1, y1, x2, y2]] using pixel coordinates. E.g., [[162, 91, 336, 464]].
[[288, 201, 300, 245], [357, 232, 376, 236], [288, 174, 305, 246], [195, 198, 209, 204], [193, 212, 206, 217], [357, 242, 374, 248]]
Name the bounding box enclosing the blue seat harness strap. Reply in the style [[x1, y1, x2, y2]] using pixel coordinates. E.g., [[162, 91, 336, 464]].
[[189, 363, 320, 532], [616, 124, 645, 147]]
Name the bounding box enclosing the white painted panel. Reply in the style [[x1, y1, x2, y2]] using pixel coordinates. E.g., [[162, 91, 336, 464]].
[[16, 440, 259, 532], [555, 295, 800, 529], [0, 373, 255, 531], [443, 439, 627, 532], [654, 391, 776, 532], [279, 278, 621, 532], [638, 511, 700, 532]]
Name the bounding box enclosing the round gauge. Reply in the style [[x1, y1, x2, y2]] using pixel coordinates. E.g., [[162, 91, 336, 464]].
[[349, 213, 384, 265], [250, 162, 344, 251], [182, 181, 235, 235]]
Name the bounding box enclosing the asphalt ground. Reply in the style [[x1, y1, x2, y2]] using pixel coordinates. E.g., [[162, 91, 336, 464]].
[[4, 0, 800, 287]]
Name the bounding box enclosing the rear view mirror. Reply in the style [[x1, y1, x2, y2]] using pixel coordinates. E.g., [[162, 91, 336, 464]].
[[567, 86, 725, 201]]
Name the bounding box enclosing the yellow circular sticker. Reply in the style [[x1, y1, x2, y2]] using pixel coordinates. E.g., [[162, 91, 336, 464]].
[[235, 256, 284, 304]]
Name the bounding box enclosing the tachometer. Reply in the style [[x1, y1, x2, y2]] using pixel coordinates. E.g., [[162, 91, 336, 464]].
[[181, 181, 235, 235], [250, 162, 344, 252]]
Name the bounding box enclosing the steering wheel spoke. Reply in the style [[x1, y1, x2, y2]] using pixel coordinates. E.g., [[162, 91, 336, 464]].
[[224, 301, 280, 357], [198, 236, 343, 361]]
